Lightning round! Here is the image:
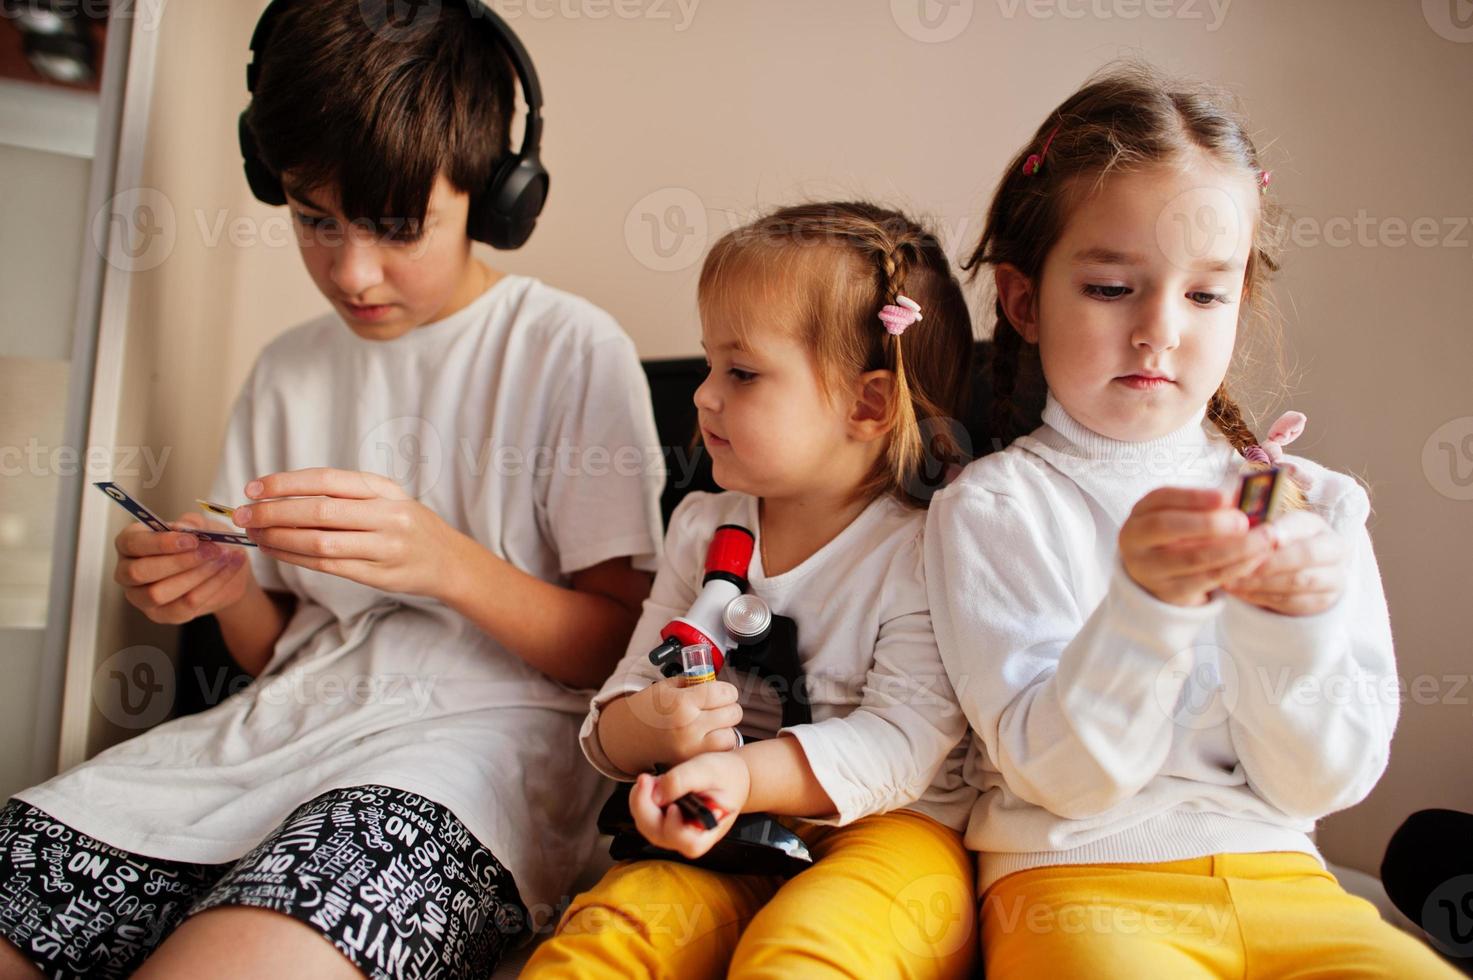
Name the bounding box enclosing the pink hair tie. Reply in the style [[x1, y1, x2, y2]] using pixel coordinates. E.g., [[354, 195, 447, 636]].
[[878, 295, 923, 336], [1243, 410, 1306, 464], [1022, 123, 1061, 176]]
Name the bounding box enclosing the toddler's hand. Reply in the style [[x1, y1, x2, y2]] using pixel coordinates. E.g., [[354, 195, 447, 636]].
[[629, 752, 750, 859]]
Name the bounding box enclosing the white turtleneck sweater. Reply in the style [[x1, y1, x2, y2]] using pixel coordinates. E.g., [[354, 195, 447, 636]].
[[925, 395, 1397, 893]]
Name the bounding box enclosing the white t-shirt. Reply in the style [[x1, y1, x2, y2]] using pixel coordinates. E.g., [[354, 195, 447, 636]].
[[19, 274, 666, 917], [926, 394, 1398, 892], [581, 490, 976, 832]]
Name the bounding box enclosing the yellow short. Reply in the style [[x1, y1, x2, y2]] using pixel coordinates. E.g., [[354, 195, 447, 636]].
[[522, 809, 976, 979], [981, 851, 1462, 978]]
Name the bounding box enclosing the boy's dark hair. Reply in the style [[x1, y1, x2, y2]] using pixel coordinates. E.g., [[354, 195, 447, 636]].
[[243, 0, 516, 239]]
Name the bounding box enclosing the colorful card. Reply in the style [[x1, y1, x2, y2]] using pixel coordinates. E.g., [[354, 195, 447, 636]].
[[1236, 467, 1287, 528], [94, 482, 257, 548]]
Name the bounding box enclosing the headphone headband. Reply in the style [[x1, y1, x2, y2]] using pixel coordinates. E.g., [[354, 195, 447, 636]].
[[240, 0, 548, 249]]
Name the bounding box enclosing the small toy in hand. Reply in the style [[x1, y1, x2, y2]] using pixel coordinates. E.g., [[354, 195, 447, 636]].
[[1236, 468, 1288, 527], [1236, 411, 1310, 526]]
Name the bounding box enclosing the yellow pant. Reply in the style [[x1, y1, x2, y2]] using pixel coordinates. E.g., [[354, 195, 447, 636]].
[[523, 809, 976, 979], [981, 851, 1462, 979]]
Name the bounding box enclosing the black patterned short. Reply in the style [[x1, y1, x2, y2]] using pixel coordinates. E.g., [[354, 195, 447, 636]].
[[0, 785, 527, 980]]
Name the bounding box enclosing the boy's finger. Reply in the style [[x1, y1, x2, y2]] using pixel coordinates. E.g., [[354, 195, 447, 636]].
[[234, 497, 379, 530], [155, 553, 246, 621], [116, 524, 200, 558], [246, 527, 382, 559], [115, 545, 221, 586], [127, 552, 235, 609], [247, 468, 405, 503]]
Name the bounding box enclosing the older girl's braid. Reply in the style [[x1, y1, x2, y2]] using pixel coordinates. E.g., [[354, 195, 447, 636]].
[[1209, 383, 1307, 512], [1206, 385, 1258, 455]]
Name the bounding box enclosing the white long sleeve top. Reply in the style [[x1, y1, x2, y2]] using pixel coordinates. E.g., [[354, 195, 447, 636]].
[[926, 395, 1398, 892], [582, 490, 977, 831]]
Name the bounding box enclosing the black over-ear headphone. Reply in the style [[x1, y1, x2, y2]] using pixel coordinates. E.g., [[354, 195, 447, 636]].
[[238, 0, 548, 250]]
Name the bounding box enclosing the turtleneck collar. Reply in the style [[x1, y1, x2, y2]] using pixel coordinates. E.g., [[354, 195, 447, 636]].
[[1038, 393, 1214, 460]]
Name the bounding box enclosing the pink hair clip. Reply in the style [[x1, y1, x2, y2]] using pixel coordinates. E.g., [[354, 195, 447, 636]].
[[1257, 169, 1273, 193], [878, 295, 923, 336], [1242, 410, 1305, 465], [1022, 123, 1061, 176]]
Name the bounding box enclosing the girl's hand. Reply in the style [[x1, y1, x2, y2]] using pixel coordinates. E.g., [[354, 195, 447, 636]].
[[114, 512, 253, 624], [1223, 511, 1349, 617], [1120, 487, 1273, 607], [629, 752, 751, 859], [233, 468, 460, 597]]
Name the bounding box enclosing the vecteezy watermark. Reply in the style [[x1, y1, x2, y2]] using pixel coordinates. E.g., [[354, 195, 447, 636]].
[[91, 188, 440, 273], [1422, 874, 1473, 958], [890, 0, 976, 42], [0, 440, 172, 489], [94, 645, 176, 730], [356, 419, 706, 501], [624, 187, 711, 273], [1423, 0, 1473, 42], [994, 0, 1232, 30], [495, 0, 701, 31], [3, 0, 169, 33], [983, 892, 1235, 942], [1268, 210, 1473, 254], [890, 872, 975, 960], [92, 187, 177, 274], [1155, 645, 1239, 730], [1423, 417, 1473, 502], [1154, 184, 1253, 274], [359, 0, 701, 37]]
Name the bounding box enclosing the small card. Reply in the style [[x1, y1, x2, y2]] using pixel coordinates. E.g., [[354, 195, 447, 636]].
[[1236, 467, 1288, 528], [94, 482, 257, 548], [196, 499, 238, 522]]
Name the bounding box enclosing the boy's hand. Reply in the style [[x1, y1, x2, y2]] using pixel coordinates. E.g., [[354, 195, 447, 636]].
[[233, 468, 458, 597], [629, 753, 750, 859], [114, 512, 252, 624], [1120, 487, 1273, 607], [601, 678, 744, 773], [1223, 511, 1349, 617]]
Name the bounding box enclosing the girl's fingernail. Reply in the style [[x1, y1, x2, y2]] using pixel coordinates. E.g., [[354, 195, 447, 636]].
[[245, 481, 263, 498], [234, 507, 251, 524]]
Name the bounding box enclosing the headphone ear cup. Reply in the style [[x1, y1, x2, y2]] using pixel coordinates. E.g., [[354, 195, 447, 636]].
[[471, 154, 549, 249], [238, 111, 286, 206]]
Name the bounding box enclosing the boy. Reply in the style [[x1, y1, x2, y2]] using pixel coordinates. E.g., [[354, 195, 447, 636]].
[[0, 3, 663, 978]]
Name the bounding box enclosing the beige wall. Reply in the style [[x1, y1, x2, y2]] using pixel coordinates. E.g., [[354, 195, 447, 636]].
[[96, 0, 1472, 873]]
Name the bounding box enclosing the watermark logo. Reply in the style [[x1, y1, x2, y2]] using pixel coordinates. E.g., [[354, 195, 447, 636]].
[[891, 0, 975, 42], [1423, 0, 1473, 42], [94, 645, 174, 730], [1423, 416, 1473, 501], [92, 187, 176, 273], [624, 187, 709, 273]]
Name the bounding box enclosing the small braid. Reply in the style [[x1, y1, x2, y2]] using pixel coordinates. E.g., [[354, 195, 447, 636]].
[[877, 235, 924, 482], [1209, 383, 1308, 512], [1205, 384, 1259, 456]]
